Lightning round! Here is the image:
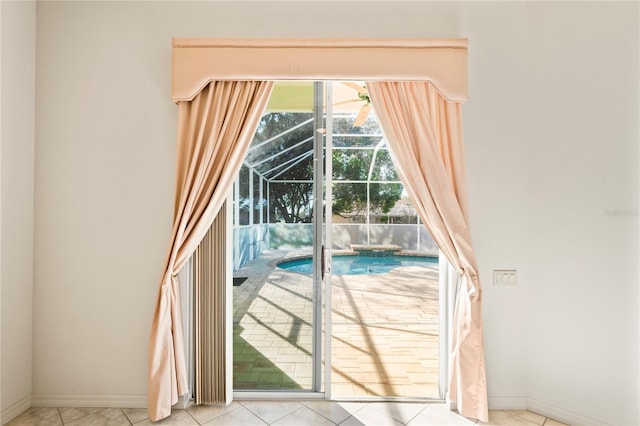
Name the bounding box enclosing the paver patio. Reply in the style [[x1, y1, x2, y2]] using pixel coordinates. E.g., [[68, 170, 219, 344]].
[[233, 249, 440, 398]]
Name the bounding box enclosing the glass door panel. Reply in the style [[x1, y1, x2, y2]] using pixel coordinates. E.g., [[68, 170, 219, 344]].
[[329, 82, 440, 399], [232, 82, 325, 392]]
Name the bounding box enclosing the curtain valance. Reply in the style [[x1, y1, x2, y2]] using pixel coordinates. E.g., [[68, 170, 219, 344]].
[[172, 38, 467, 103]]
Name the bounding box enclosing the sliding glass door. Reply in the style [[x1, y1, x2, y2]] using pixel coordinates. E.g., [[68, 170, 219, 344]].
[[231, 81, 441, 399], [231, 82, 329, 393]]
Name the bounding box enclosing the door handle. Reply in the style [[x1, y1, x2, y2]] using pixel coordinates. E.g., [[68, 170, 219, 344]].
[[321, 245, 325, 281]]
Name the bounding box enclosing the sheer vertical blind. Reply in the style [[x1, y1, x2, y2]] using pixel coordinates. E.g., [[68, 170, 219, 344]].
[[149, 38, 487, 423], [193, 202, 228, 405]]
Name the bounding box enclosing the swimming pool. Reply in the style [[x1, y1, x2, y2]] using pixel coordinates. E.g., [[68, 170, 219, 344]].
[[277, 254, 438, 276]]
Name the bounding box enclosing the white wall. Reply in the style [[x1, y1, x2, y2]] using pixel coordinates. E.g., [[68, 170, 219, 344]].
[[460, 2, 639, 424], [459, 1, 531, 405], [32, 0, 459, 403], [525, 3, 638, 425], [0, 1, 3, 418], [33, 2, 176, 400], [0, 0, 36, 422], [32, 2, 638, 425]]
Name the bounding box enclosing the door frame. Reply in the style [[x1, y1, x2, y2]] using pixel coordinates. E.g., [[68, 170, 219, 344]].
[[231, 81, 447, 403]]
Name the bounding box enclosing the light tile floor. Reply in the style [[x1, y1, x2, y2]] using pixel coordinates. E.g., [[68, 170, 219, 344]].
[[6, 403, 569, 425], [233, 249, 440, 397]]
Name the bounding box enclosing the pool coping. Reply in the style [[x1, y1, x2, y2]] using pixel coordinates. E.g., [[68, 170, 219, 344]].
[[271, 249, 439, 269]]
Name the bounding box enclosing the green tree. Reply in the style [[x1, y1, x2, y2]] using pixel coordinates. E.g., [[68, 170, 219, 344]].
[[331, 149, 402, 217], [248, 113, 403, 222], [250, 113, 314, 223]]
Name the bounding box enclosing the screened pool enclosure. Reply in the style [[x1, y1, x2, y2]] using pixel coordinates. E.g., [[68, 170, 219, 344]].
[[232, 82, 437, 271]]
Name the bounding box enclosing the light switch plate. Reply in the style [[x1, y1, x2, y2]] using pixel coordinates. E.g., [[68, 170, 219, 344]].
[[493, 270, 517, 287]]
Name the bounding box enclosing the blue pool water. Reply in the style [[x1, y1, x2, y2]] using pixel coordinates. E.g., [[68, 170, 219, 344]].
[[277, 255, 437, 276]]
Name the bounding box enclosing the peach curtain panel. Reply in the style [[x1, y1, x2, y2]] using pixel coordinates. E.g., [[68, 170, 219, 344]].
[[366, 81, 488, 422], [148, 80, 274, 421]]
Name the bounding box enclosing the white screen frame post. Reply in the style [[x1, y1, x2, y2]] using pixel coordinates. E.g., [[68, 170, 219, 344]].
[[323, 82, 334, 399]]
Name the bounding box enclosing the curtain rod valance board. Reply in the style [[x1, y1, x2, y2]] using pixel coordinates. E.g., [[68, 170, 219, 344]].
[[172, 38, 468, 103]]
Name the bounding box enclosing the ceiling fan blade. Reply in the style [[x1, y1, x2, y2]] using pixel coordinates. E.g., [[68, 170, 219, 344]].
[[333, 99, 361, 106], [342, 81, 368, 95], [353, 103, 372, 127]]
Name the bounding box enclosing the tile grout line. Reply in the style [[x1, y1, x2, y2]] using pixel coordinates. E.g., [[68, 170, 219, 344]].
[[123, 408, 135, 425], [403, 403, 430, 425], [300, 401, 342, 425], [122, 408, 138, 425], [121, 408, 133, 425], [183, 408, 201, 425]]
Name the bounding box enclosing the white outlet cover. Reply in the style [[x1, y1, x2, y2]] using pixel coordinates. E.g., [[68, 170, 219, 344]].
[[493, 269, 517, 287]]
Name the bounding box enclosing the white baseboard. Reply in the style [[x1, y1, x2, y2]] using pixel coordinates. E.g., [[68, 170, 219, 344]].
[[485, 397, 609, 425], [488, 397, 528, 410], [31, 395, 147, 409], [527, 398, 606, 426], [1, 395, 32, 426]]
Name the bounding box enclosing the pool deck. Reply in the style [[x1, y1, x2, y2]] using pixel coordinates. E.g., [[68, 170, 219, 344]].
[[233, 249, 440, 399]]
